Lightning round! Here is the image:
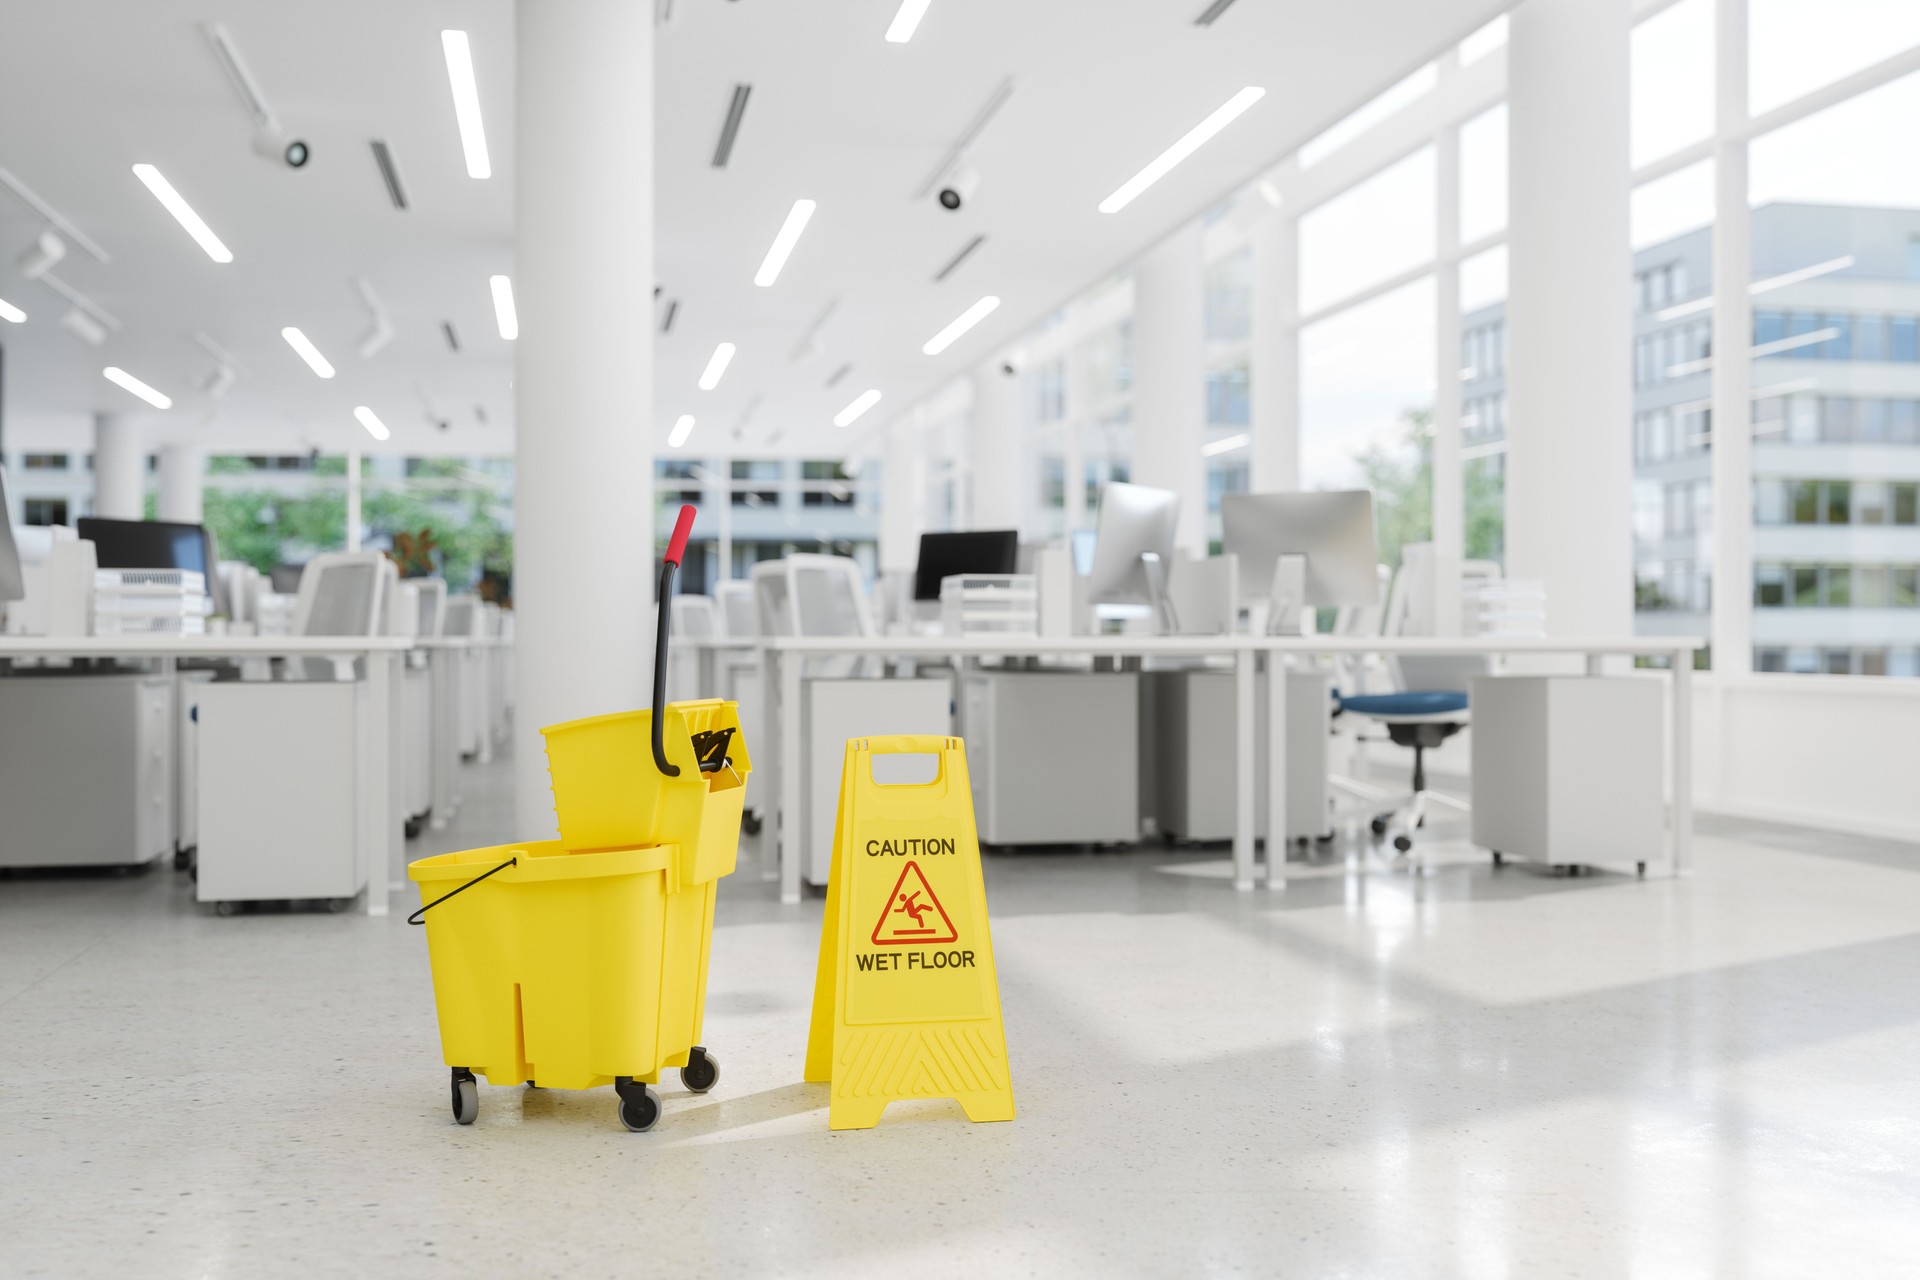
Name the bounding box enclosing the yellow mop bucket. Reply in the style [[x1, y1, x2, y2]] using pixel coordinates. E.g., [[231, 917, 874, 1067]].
[[407, 505, 750, 1133]]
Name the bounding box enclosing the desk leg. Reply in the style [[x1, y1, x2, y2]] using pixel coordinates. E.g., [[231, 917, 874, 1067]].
[[1233, 649, 1256, 892], [429, 649, 454, 831], [365, 653, 394, 917], [780, 651, 803, 906], [1672, 654, 1693, 877], [1266, 655, 1289, 890]]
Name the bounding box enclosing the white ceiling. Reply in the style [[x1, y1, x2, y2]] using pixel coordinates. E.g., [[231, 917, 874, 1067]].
[[0, 0, 1507, 460]]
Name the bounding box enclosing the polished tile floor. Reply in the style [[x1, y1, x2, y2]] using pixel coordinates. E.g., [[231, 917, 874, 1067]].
[[3, 754, 1918, 1278]]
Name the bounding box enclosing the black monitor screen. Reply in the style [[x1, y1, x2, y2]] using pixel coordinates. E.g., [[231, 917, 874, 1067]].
[[913, 530, 1020, 601], [77, 517, 211, 579]]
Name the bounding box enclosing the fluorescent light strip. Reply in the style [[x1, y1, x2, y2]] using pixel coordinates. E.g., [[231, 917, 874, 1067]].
[[922, 295, 1000, 355], [668, 414, 696, 448], [489, 275, 518, 340], [1201, 433, 1249, 457], [834, 389, 882, 427], [699, 342, 736, 390], [131, 164, 232, 263], [441, 31, 491, 179], [0, 296, 23, 323], [754, 199, 816, 287], [354, 406, 391, 441], [1099, 87, 1265, 213], [102, 366, 171, 409], [281, 327, 335, 378], [885, 0, 933, 42]]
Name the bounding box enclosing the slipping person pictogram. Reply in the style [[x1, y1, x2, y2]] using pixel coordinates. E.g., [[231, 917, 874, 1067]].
[[870, 861, 959, 945]]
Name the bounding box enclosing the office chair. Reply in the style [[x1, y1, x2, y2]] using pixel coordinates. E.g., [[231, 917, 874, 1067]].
[[715, 580, 756, 638], [1332, 550, 1488, 855], [290, 551, 389, 681], [414, 578, 448, 640], [664, 594, 719, 701]]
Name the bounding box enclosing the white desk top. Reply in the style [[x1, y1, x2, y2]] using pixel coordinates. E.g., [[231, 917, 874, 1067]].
[[0, 635, 416, 657], [728, 634, 1706, 657]]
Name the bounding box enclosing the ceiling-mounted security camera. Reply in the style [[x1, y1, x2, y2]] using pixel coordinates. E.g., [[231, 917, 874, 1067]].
[[206, 23, 311, 170], [252, 122, 310, 169], [17, 229, 66, 280], [937, 163, 980, 212]]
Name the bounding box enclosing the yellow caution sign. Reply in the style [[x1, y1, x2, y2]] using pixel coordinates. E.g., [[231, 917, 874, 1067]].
[[805, 735, 1015, 1130]]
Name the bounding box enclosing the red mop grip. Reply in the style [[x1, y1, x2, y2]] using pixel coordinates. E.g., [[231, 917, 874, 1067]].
[[664, 504, 696, 566]]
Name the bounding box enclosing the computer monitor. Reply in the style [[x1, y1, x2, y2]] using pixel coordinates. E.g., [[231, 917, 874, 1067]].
[[76, 515, 228, 616], [1221, 490, 1379, 608], [912, 529, 1019, 601], [1086, 482, 1179, 628], [0, 468, 24, 603]]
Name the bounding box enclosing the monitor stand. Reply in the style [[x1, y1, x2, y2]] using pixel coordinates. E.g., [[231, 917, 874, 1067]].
[[1266, 553, 1307, 636], [1140, 551, 1180, 635]]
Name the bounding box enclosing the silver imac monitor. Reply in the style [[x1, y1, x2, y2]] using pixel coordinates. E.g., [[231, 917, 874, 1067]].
[[1086, 481, 1180, 629], [1221, 490, 1379, 607], [0, 468, 23, 603]]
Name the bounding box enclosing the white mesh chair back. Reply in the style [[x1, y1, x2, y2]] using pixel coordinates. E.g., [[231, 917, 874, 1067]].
[[443, 594, 486, 639], [716, 580, 756, 637], [386, 580, 422, 639], [414, 578, 448, 638], [787, 554, 874, 638], [292, 551, 387, 680], [671, 594, 720, 637], [751, 561, 794, 638]]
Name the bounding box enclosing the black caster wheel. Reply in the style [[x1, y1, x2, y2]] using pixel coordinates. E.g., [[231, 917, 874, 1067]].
[[741, 810, 763, 837], [404, 816, 423, 841], [451, 1069, 478, 1125], [614, 1077, 662, 1132], [1392, 835, 1413, 854], [1636, 861, 1647, 879], [679, 1046, 720, 1094], [173, 848, 190, 871], [1369, 816, 1388, 837], [214, 900, 238, 917], [1315, 831, 1336, 845]]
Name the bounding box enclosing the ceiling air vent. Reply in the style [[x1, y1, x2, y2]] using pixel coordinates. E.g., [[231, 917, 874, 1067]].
[[713, 84, 752, 168], [370, 140, 408, 210]]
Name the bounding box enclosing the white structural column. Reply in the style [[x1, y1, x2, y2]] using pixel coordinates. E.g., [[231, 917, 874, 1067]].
[[1431, 112, 1465, 634], [1505, 0, 1633, 636], [1710, 0, 1752, 675], [344, 448, 363, 552], [1249, 196, 1300, 492], [92, 413, 143, 520], [970, 362, 1021, 529], [512, 0, 655, 836], [1129, 223, 1208, 556], [879, 421, 925, 573], [156, 443, 205, 524]]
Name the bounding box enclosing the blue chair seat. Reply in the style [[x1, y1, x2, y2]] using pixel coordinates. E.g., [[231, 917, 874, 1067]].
[[1338, 690, 1469, 719]]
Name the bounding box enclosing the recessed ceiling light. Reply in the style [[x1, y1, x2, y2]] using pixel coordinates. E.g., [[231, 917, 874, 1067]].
[[1098, 86, 1265, 214], [885, 0, 934, 42], [668, 414, 696, 448], [131, 164, 232, 263], [922, 295, 1000, 355], [754, 199, 816, 287], [103, 366, 171, 409], [354, 406, 391, 441], [441, 31, 491, 179], [834, 389, 882, 427], [0, 296, 23, 323], [489, 275, 518, 340], [699, 342, 736, 390], [281, 326, 336, 378]]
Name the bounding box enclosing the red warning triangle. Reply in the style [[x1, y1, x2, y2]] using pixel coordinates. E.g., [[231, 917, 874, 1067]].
[[870, 860, 959, 946]]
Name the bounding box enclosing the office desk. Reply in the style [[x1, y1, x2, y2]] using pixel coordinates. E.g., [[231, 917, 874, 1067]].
[[0, 636, 415, 916], [749, 635, 1705, 903]]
